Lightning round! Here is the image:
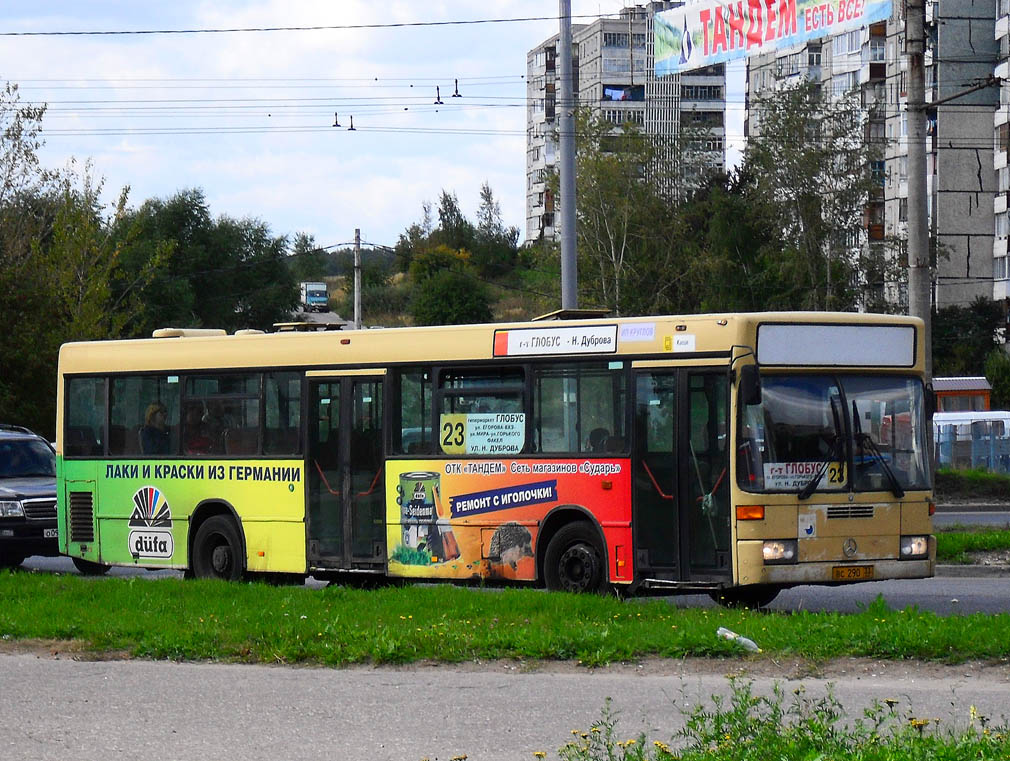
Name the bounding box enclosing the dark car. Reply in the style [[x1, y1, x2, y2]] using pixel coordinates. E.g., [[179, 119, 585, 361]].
[[0, 425, 59, 569]]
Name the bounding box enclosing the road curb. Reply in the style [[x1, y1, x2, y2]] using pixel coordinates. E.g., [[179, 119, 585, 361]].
[[935, 503, 1009, 513], [935, 564, 1010, 578]]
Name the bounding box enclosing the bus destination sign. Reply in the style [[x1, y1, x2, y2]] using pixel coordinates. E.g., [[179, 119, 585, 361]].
[[493, 325, 618, 357]]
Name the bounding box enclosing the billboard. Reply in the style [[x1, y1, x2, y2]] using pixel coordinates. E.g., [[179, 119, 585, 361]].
[[655, 0, 892, 76]]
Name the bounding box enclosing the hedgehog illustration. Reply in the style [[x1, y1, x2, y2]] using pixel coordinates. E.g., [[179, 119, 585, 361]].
[[487, 522, 533, 570]]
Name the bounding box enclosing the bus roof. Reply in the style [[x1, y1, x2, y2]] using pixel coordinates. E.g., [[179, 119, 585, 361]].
[[57, 311, 924, 376]]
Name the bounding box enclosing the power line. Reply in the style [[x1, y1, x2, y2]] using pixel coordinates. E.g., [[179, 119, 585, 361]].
[[0, 14, 620, 37]]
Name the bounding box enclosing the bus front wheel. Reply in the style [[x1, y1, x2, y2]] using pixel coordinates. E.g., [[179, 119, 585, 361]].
[[710, 585, 780, 609], [544, 522, 607, 594], [192, 516, 245, 581]]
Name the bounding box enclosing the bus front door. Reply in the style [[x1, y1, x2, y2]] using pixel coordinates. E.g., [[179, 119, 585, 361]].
[[633, 369, 731, 582], [307, 376, 385, 569]]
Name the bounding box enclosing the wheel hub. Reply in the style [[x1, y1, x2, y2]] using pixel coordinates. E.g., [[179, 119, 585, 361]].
[[211, 544, 232, 575], [559, 545, 595, 591]]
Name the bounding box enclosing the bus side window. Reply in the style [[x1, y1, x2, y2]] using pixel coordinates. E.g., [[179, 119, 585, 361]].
[[65, 377, 107, 457]]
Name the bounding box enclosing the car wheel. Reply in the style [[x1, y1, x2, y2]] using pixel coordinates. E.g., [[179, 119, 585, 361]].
[[0, 551, 25, 570]]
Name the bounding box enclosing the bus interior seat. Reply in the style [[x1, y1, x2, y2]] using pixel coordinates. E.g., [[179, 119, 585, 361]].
[[588, 428, 609, 452], [65, 426, 101, 456], [604, 435, 625, 453], [224, 427, 259, 455], [107, 424, 128, 454], [266, 428, 299, 454]]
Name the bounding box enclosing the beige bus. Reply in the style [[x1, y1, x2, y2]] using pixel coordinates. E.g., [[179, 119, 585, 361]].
[[56, 311, 934, 605]]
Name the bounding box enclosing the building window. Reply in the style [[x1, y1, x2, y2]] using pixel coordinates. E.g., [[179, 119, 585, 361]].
[[997, 211, 1010, 238], [899, 198, 908, 222], [996, 255, 1009, 281]]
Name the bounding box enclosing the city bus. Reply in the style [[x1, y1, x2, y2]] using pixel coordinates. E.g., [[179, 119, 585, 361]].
[[55, 311, 934, 605]]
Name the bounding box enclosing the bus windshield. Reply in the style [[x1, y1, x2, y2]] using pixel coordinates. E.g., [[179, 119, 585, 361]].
[[738, 374, 931, 494]]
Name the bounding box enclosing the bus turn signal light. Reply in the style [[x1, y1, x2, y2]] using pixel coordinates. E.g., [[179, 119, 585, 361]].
[[736, 505, 765, 521]]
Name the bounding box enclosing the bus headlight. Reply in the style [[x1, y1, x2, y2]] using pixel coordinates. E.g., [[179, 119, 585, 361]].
[[0, 500, 24, 518], [762, 539, 797, 565], [899, 535, 929, 559]]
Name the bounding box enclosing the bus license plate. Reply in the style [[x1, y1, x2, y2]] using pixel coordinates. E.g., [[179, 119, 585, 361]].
[[832, 565, 873, 581], [43, 528, 58, 539]]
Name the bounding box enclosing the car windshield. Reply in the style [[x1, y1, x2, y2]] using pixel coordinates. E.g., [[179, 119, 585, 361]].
[[0, 439, 56, 478], [737, 374, 931, 494]]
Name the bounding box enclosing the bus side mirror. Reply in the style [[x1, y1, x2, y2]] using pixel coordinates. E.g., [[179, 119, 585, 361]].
[[739, 365, 761, 406]]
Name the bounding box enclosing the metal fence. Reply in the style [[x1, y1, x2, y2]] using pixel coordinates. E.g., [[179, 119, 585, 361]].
[[935, 422, 1010, 473]]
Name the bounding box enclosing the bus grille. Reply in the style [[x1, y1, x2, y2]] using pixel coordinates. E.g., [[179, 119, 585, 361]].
[[827, 505, 874, 519], [22, 497, 57, 520], [68, 491, 95, 543]]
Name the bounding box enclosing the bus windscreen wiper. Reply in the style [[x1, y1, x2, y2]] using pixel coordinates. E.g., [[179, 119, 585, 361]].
[[852, 401, 905, 498], [798, 396, 843, 501]]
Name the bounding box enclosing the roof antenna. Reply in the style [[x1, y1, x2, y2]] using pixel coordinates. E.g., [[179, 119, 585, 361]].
[[434, 86, 444, 105], [347, 115, 356, 131], [332, 112, 341, 127], [452, 78, 462, 97]]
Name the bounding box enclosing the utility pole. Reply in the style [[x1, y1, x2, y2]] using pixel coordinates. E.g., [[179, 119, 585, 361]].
[[559, 0, 578, 310], [905, 0, 931, 381], [353, 228, 362, 330]]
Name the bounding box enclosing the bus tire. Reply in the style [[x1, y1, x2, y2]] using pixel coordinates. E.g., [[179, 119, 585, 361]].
[[192, 515, 245, 581], [544, 522, 607, 594], [72, 557, 111, 576], [710, 585, 780, 609]]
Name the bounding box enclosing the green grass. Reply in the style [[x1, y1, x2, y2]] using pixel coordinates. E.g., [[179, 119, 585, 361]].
[[935, 467, 1010, 501], [549, 683, 1010, 760], [936, 529, 1010, 564], [3, 572, 1010, 666]]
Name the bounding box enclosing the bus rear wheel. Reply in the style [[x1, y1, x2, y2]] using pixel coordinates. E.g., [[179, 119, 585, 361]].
[[710, 585, 780, 609], [72, 557, 111, 576], [544, 522, 607, 594], [192, 516, 245, 581]]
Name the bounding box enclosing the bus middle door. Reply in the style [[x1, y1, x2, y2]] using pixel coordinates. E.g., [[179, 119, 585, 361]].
[[633, 368, 731, 582], [306, 374, 385, 569]]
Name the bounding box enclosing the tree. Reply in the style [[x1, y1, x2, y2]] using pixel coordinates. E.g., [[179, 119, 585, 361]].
[[984, 348, 1010, 409], [113, 189, 298, 334], [562, 110, 700, 316], [933, 297, 1004, 376], [472, 181, 519, 277], [411, 269, 492, 326], [740, 80, 882, 310], [675, 169, 791, 312], [287, 232, 329, 281]]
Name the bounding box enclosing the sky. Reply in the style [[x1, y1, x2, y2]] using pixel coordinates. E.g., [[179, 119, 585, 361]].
[[0, 0, 693, 253]]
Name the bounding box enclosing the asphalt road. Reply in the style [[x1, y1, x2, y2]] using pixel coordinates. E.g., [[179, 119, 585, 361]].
[[0, 652, 1006, 761], [934, 510, 1010, 528]]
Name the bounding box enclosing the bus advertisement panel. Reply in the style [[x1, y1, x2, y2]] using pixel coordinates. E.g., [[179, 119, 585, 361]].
[[386, 458, 632, 583]]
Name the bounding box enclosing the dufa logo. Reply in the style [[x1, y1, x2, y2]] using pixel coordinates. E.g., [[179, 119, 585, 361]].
[[127, 486, 174, 559]]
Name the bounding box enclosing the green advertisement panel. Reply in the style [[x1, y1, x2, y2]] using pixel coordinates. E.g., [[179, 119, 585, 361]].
[[60, 458, 306, 573]]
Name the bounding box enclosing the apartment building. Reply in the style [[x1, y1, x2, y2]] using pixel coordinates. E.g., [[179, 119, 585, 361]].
[[747, 1, 998, 311], [525, 3, 727, 244]]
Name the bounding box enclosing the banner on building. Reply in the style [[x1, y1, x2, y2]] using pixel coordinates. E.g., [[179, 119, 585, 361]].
[[655, 0, 892, 76]]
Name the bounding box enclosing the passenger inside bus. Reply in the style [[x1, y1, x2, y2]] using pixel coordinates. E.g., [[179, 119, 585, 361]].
[[139, 403, 170, 455], [183, 403, 213, 455]]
